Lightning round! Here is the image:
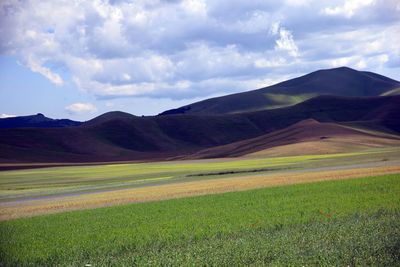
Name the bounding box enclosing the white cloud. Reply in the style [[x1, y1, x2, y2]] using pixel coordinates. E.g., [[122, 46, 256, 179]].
[[276, 28, 299, 57], [0, 114, 16, 118], [24, 57, 64, 86], [0, 0, 399, 102], [285, 0, 311, 7], [330, 53, 391, 70], [65, 103, 97, 114], [235, 11, 272, 34], [181, 0, 207, 17], [355, 59, 367, 69], [270, 23, 299, 58], [322, 0, 375, 18]]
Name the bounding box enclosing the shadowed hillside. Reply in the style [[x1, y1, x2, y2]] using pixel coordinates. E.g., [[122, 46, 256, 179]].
[[0, 95, 399, 163], [160, 67, 400, 115], [183, 119, 400, 159], [0, 113, 81, 128]]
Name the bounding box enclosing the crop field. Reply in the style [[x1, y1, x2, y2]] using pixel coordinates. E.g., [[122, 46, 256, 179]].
[[1, 173, 399, 266], [1, 148, 399, 265], [1, 147, 398, 203], [1, 164, 399, 220], [1, 148, 399, 219]]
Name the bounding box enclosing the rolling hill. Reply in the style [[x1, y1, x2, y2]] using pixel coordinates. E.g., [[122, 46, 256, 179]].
[[0, 113, 81, 128], [160, 67, 400, 115], [183, 119, 400, 159], [0, 95, 399, 163]]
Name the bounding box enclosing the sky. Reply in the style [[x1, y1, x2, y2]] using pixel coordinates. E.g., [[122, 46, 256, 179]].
[[0, 0, 399, 121]]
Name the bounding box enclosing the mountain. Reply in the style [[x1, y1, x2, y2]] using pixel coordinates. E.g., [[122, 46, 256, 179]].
[[160, 67, 400, 115], [0, 95, 399, 163], [0, 113, 81, 128], [183, 119, 400, 159]]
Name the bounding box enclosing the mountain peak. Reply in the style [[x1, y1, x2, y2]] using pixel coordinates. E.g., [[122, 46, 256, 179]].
[[330, 66, 355, 71], [85, 111, 136, 125], [160, 67, 400, 115]]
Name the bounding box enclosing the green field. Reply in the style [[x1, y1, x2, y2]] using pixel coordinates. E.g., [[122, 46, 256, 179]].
[[1, 173, 399, 266], [1, 148, 398, 202]]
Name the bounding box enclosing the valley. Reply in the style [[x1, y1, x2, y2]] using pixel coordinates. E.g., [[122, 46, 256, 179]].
[[1, 67, 399, 266], [2, 0, 400, 263]]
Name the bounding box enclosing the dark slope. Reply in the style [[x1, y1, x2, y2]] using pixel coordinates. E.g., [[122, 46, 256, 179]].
[[82, 112, 263, 152], [243, 95, 400, 134], [0, 113, 81, 128], [160, 67, 400, 115], [0, 95, 399, 163], [0, 113, 264, 163], [184, 119, 400, 159]]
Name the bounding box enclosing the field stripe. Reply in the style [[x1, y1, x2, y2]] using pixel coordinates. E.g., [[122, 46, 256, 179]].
[[1, 165, 399, 221]]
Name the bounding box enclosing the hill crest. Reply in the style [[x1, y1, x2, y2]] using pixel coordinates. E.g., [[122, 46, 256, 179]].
[[0, 95, 399, 163], [183, 118, 400, 159], [160, 67, 400, 115], [0, 113, 81, 129]]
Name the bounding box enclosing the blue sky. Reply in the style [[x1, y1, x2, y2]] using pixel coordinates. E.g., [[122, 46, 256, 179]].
[[1, 0, 399, 121]]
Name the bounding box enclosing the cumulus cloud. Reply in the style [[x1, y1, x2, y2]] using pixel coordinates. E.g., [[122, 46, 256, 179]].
[[24, 56, 64, 86], [65, 103, 97, 114], [0, 0, 399, 101], [270, 23, 299, 58], [322, 0, 375, 18]]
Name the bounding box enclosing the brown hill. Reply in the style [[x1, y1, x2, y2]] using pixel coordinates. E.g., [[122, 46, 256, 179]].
[[184, 119, 400, 159], [0, 95, 399, 163]]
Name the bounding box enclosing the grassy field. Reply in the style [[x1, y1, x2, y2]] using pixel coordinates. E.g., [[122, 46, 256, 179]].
[[1, 165, 399, 220], [1, 147, 398, 203], [1, 173, 399, 266]]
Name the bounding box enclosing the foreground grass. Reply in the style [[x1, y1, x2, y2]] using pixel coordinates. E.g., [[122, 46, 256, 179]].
[[1, 173, 399, 266], [84, 211, 400, 266]]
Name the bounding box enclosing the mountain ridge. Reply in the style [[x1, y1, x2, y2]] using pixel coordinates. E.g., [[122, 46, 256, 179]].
[[160, 67, 400, 115], [0, 95, 399, 163], [0, 113, 81, 129]]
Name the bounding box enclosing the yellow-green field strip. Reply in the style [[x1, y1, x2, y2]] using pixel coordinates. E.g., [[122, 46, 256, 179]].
[[1, 164, 399, 221]]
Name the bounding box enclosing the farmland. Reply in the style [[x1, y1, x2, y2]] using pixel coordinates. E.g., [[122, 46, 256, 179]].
[[1, 147, 399, 220], [1, 173, 399, 266], [1, 148, 399, 266], [1, 147, 398, 202]]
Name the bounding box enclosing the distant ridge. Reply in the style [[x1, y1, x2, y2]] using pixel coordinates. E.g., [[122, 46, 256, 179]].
[[0, 95, 399, 163], [160, 67, 400, 115], [0, 113, 81, 129], [84, 111, 136, 125]]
